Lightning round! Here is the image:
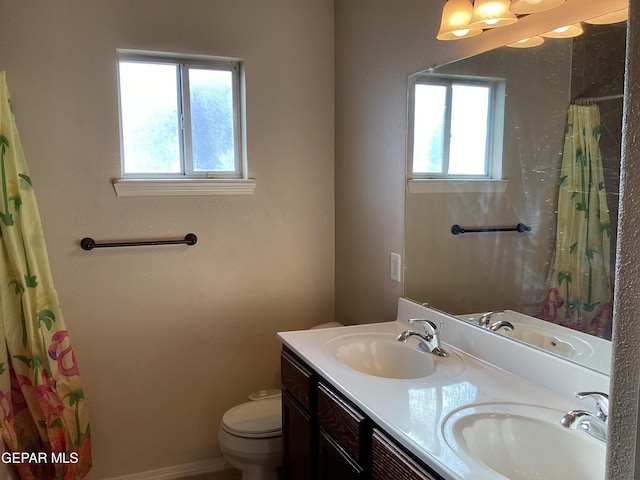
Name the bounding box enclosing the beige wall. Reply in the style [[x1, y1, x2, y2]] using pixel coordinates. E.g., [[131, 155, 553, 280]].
[[0, 1, 334, 478]]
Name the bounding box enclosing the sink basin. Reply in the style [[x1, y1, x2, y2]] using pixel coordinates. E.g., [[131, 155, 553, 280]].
[[500, 323, 593, 359], [443, 403, 605, 479], [322, 333, 462, 379]]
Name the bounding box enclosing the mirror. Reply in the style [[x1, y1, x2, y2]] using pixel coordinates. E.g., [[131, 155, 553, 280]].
[[404, 21, 625, 375]]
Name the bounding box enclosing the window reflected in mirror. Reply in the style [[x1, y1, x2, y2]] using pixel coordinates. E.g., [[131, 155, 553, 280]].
[[410, 74, 505, 179]]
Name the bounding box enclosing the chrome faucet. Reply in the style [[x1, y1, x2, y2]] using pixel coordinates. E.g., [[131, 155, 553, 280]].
[[397, 318, 449, 357], [489, 319, 515, 332], [477, 310, 514, 332], [560, 391, 608, 442]]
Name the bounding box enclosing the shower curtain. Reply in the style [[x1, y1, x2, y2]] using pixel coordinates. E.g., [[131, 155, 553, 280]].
[[540, 103, 611, 337], [0, 72, 91, 478]]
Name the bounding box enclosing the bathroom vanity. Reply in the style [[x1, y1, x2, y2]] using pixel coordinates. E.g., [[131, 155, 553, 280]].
[[281, 346, 442, 479], [277, 298, 609, 480]]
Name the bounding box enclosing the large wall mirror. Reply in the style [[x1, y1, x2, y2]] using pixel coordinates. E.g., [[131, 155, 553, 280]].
[[404, 19, 626, 376]]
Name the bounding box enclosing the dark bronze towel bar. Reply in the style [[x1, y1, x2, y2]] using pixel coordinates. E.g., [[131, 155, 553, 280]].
[[80, 233, 197, 250], [451, 223, 531, 235]]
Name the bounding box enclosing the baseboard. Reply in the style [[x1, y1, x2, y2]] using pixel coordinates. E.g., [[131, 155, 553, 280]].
[[101, 457, 230, 480]]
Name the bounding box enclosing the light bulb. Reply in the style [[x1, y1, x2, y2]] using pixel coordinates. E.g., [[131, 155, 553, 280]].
[[437, 0, 483, 40], [510, 0, 565, 15], [541, 23, 583, 38], [452, 29, 471, 37], [469, 0, 517, 29], [507, 35, 544, 48]]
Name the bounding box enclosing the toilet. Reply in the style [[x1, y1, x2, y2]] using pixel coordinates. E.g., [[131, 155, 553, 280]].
[[218, 390, 283, 480], [218, 322, 343, 480]]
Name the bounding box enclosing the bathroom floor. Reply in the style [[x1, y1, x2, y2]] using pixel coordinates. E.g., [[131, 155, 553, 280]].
[[179, 468, 241, 480]]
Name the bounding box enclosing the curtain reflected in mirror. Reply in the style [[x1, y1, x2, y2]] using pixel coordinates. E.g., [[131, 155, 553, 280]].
[[540, 104, 612, 338]]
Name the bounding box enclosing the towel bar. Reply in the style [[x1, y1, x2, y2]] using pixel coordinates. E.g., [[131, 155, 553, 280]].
[[80, 233, 197, 250], [451, 223, 531, 235]]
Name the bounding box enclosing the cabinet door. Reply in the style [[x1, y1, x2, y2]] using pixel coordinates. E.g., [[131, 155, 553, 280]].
[[318, 428, 365, 480], [282, 390, 314, 480], [371, 429, 443, 480], [317, 382, 369, 463], [281, 349, 316, 410]]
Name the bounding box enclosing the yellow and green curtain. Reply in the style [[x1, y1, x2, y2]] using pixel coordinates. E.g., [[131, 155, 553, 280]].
[[0, 72, 91, 479], [540, 103, 611, 337]]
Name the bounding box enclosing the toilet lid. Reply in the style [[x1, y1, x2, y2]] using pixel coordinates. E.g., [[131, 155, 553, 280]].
[[222, 398, 282, 438]]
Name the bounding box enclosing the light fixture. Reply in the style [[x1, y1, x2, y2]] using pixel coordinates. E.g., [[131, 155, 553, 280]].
[[585, 7, 628, 25], [437, 0, 483, 40], [509, 0, 565, 15], [506, 35, 545, 48], [469, 0, 518, 29], [541, 23, 584, 38]]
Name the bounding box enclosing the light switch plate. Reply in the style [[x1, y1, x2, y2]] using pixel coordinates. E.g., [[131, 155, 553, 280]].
[[390, 252, 402, 282]]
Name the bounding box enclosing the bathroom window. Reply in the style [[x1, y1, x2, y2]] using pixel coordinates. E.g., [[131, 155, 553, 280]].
[[408, 73, 505, 181], [114, 49, 254, 196]]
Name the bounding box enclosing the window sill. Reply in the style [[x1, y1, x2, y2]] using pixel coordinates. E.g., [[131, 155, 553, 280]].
[[407, 179, 508, 194], [112, 178, 256, 197]]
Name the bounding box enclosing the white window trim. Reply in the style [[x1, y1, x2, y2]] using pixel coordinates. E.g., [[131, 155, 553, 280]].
[[407, 178, 508, 194], [407, 72, 506, 183], [114, 49, 254, 197], [113, 178, 256, 196]]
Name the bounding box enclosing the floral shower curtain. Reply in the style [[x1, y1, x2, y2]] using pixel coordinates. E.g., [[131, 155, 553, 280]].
[[540, 103, 612, 337], [0, 72, 91, 478]]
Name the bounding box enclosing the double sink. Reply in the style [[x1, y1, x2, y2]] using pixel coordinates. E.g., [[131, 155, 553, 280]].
[[312, 313, 607, 479]]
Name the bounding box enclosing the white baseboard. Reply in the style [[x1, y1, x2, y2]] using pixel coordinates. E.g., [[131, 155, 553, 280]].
[[101, 457, 230, 480]]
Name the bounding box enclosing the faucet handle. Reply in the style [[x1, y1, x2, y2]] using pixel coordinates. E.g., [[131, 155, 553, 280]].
[[408, 317, 428, 324], [575, 391, 609, 419], [478, 310, 505, 326], [408, 318, 437, 337]]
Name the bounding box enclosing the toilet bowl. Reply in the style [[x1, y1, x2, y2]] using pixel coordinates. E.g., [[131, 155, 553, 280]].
[[218, 394, 282, 480], [219, 322, 343, 479]]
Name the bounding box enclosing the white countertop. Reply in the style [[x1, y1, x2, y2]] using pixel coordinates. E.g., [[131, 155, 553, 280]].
[[277, 298, 609, 480]]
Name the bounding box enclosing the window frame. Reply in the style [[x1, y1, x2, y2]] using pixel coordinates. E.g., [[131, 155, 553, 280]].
[[407, 72, 506, 182], [113, 49, 254, 196]]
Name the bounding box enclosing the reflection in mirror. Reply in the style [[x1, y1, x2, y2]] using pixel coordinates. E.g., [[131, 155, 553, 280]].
[[405, 21, 625, 375]]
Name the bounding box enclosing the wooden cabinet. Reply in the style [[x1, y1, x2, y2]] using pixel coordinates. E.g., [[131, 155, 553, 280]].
[[318, 428, 366, 480], [317, 381, 369, 479], [281, 349, 316, 480], [372, 429, 442, 480], [317, 382, 369, 463], [281, 348, 315, 410], [281, 346, 446, 480], [282, 391, 314, 480]]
